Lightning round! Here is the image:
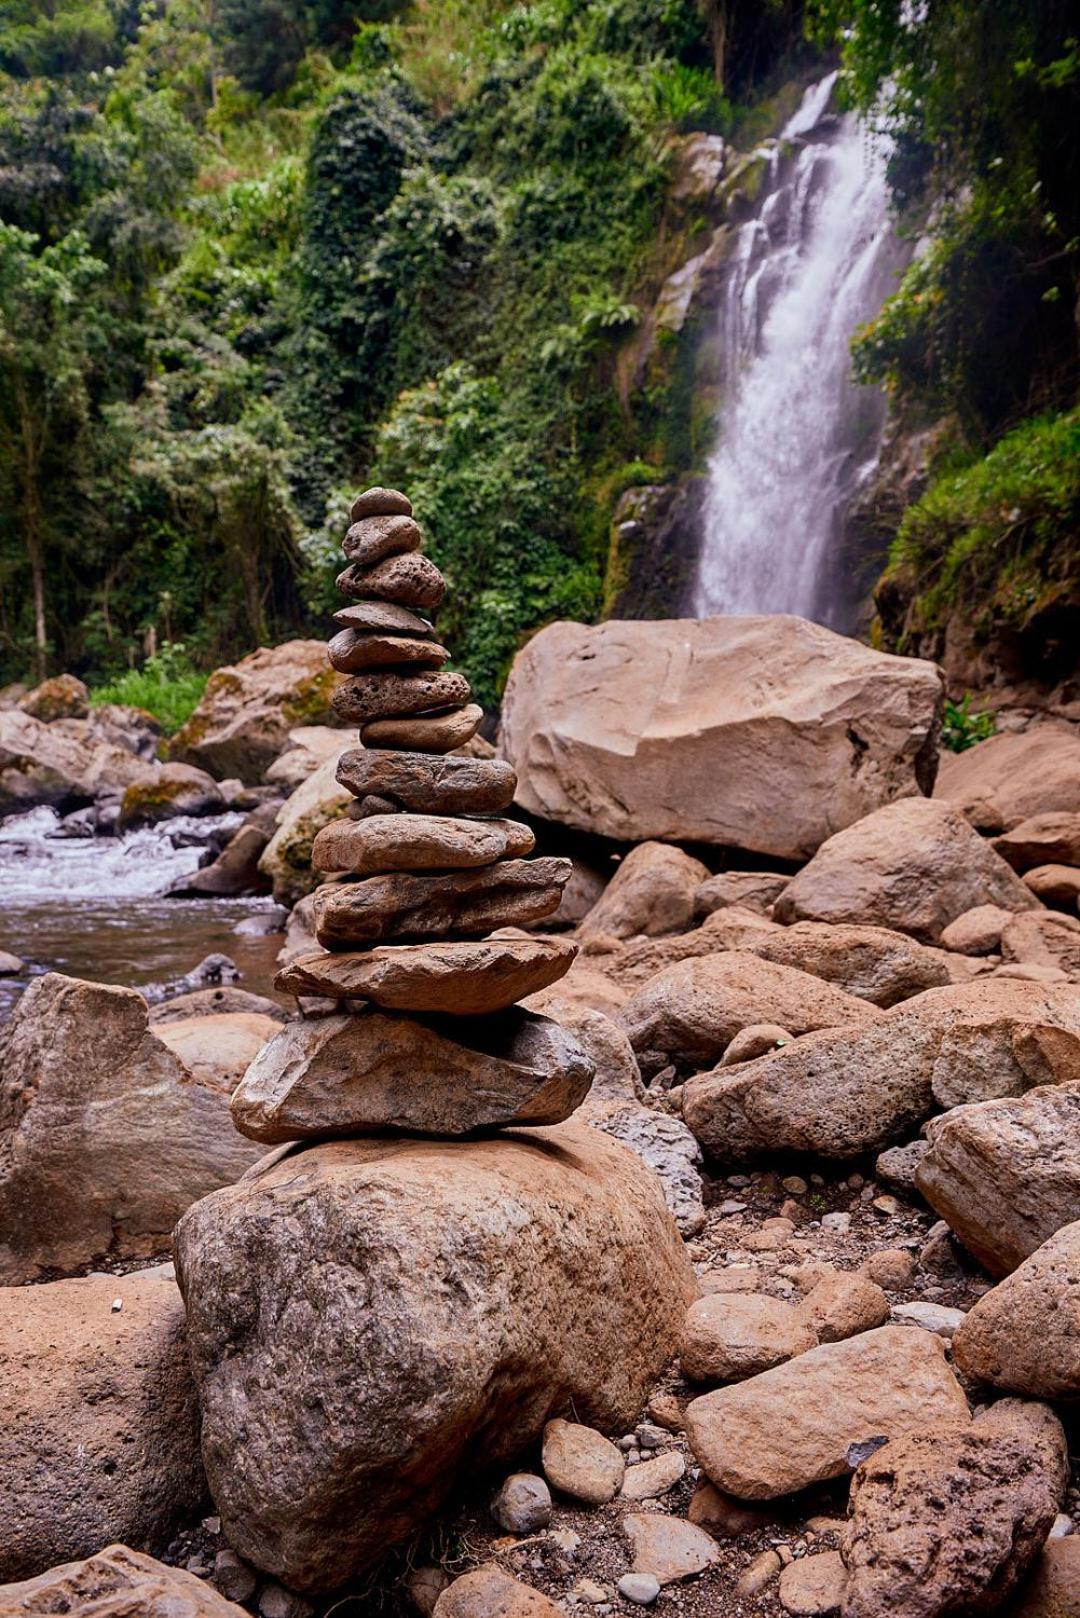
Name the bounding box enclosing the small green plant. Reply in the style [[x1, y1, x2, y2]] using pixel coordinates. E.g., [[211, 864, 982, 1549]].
[[941, 694, 996, 754], [91, 642, 208, 734]]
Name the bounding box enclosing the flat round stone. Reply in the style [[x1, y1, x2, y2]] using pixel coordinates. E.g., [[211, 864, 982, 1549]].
[[327, 630, 449, 674], [331, 601, 435, 638], [342, 513, 422, 568], [276, 937, 577, 1015], [313, 857, 572, 945], [350, 486, 412, 521], [337, 553, 445, 610], [230, 1004, 595, 1141], [312, 813, 535, 875], [337, 750, 517, 815], [330, 670, 470, 725], [361, 704, 483, 754]]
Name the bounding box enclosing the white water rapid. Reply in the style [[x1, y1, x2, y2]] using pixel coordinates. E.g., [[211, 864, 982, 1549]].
[[692, 72, 908, 629]]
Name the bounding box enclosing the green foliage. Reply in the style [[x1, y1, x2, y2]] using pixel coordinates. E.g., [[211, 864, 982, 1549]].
[[941, 694, 996, 755], [91, 641, 208, 733]]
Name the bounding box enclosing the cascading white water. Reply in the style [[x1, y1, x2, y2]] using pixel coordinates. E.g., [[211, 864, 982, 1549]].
[[692, 73, 907, 629]]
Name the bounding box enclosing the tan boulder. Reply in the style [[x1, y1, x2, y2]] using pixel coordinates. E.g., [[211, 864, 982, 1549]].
[[0, 1265, 204, 1580], [679, 1291, 816, 1382], [433, 1567, 562, 1618], [522, 998, 645, 1103], [312, 858, 571, 945], [117, 761, 224, 829], [171, 640, 340, 781], [935, 722, 1080, 830], [312, 813, 534, 875], [623, 1513, 720, 1584], [18, 672, 89, 721], [995, 812, 1080, 872], [1002, 911, 1080, 975], [578, 841, 710, 940], [265, 724, 350, 789], [605, 905, 781, 990], [1024, 865, 1080, 907], [780, 1552, 847, 1616], [1010, 1537, 1080, 1618], [683, 980, 1080, 1164], [279, 937, 576, 1015], [747, 921, 950, 1007], [916, 1083, 1080, 1275], [155, 1010, 281, 1092], [939, 903, 1013, 954], [617, 950, 876, 1070], [684, 1326, 969, 1499], [0, 974, 261, 1283], [694, 870, 791, 917], [541, 1418, 625, 1503], [841, 1401, 1067, 1618], [796, 1272, 890, 1343], [0, 707, 146, 815], [259, 740, 354, 905], [775, 798, 1038, 941], [231, 1005, 594, 1142], [0, 1545, 248, 1615], [174, 1121, 697, 1590], [499, 616, 942, 857], [951, 1221, 1080, 1398]]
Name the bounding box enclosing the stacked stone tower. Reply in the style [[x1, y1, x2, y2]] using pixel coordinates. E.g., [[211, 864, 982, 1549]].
[[230, 487, 594, 1143]]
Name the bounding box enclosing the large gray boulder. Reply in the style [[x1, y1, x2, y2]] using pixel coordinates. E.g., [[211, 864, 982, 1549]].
[[774, 798, 1039, 941], [499, 617, 942, 858], [0, 1265, 204, 1580], [0, 974, 262, 1283], [174, 1122, 698, 1593]]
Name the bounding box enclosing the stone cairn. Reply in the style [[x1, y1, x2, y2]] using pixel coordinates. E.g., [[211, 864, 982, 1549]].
[[230, 486, 595, 1144]]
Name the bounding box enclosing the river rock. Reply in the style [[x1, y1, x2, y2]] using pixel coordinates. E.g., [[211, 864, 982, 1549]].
[[330, 669, 470, 725], [1002, 911, 1080, 975], [433, 1567, 562, 1618], [0, 706, 147, 814], [350, 485, 412, 521], [684, 1326, 969, 1499], [995, 812, 1080, 872], [332, 599, 433, 636], [0, 1545, 249, 1615], [499, 617, 941, 857], [170, 817, 272, 897], [0, 1264, 204, 1580], [578, 841, 710, 940], [279, 937, 575, 1014], [542, 1418, 625, 1503], [171, 640, 340, 781], [117, 762, 224, 829], [951, 1221, 1080, 1397], [623, 1514, 720, 1584], [312, 858, 571, 945], [841, 1401, 1067, 1618], [694, 870, 791, 917], [617, 951, 877, 1070], [680, 1291, 816, 1382], [606, 905, 781, 990], [939, 903, 1013, 954], [490, 1474, 551, 1535], [1024, 865, 1080, 907], [258, 742, 354, 905], [620, 1451, 685, 1500], [775, 798, 1038, 941], [327, 629, 447, 673], [19, 672, 89, 721], [173, 1120, 697, 1590], [0, 973, 261, 1283], [337, 551, 445, 609], [361, 703, 484, 752], [746, 921, 950, 1007], [935, 721, 1080, 830], [719, 1021, 793, 1064], [780, 1554, 847, 1616], [342, 511, 422, 565], [916, 1082, 1080, 1274], [337, 748, 517, 816], [312, 813, 534, 875], [150, 986, 288, 1023], [683, 980, 1080, 1163], [797, 1272, 890, 1343], [230, 1005, 594, 1141], [155, 1010, 281, 1092]]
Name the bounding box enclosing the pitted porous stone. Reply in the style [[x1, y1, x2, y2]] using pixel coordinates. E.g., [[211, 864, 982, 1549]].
[[312, 813, 534, 876], [349, 485, 412, 521], [337, 552, 445, 610], [336, 749, 517, 816], [277, 937, 576, 1015], [331, 600, 435, 637], [330, 670, 470, 726], [342, 513, 422, 567], [313, 858, 571, 945], [327, 629, 448, 673], [361, 704, 484, 753]]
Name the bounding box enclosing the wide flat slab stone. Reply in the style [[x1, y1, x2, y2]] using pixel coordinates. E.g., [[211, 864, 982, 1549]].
[[312, 813, 534, 875], [327, 629, 448, 672], [361, 703, 484, 753], [337, 748, 517, 815], [230, 1004, 595, 1140], [312, 858, 571, 945], [277, 937, 576, 1014]]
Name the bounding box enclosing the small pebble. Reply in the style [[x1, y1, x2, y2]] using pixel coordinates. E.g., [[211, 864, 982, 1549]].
[[820, 1212, 851, 1233], [873, 1195, 901, 1216], [574, 1578, 609, 1604], [737, 1549, 782, 1596], [111, 1297, 123, 1313], [258, 1584, 314, 1618], [727, 1175, 751, 1188], [1049, 1514, 1074, 1538], [847, 1173, 865, 1190], [617, 1573, 660, 1606], [717, 1199, 748, 1214], [490, 1472, 552, 1534], [782, 1176, 808, 1195], [213, 1549, 257, 1604]]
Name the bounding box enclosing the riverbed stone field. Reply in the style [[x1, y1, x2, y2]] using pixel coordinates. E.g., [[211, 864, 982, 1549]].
[[2, 492, 1080, 1618]]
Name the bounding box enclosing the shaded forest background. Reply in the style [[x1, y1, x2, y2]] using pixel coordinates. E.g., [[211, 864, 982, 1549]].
[[0, 0, 1077, 714]]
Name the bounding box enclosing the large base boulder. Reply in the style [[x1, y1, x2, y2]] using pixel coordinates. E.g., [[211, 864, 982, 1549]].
[[0, 1545, 247, 1615], [0, 1265, 204, 1581], [774, 798, 1038, 941], [171, 640, 341, 782], [0, 974, 262, 1283], [174, 1121, 698, 1593], [499, 617, 942, 858]]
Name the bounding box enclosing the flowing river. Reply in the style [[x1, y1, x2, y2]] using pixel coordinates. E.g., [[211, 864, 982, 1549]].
[[692, 72, 909, 628]]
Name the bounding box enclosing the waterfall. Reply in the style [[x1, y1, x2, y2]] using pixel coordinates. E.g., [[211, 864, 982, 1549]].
[[691, 73, 907, 630]]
